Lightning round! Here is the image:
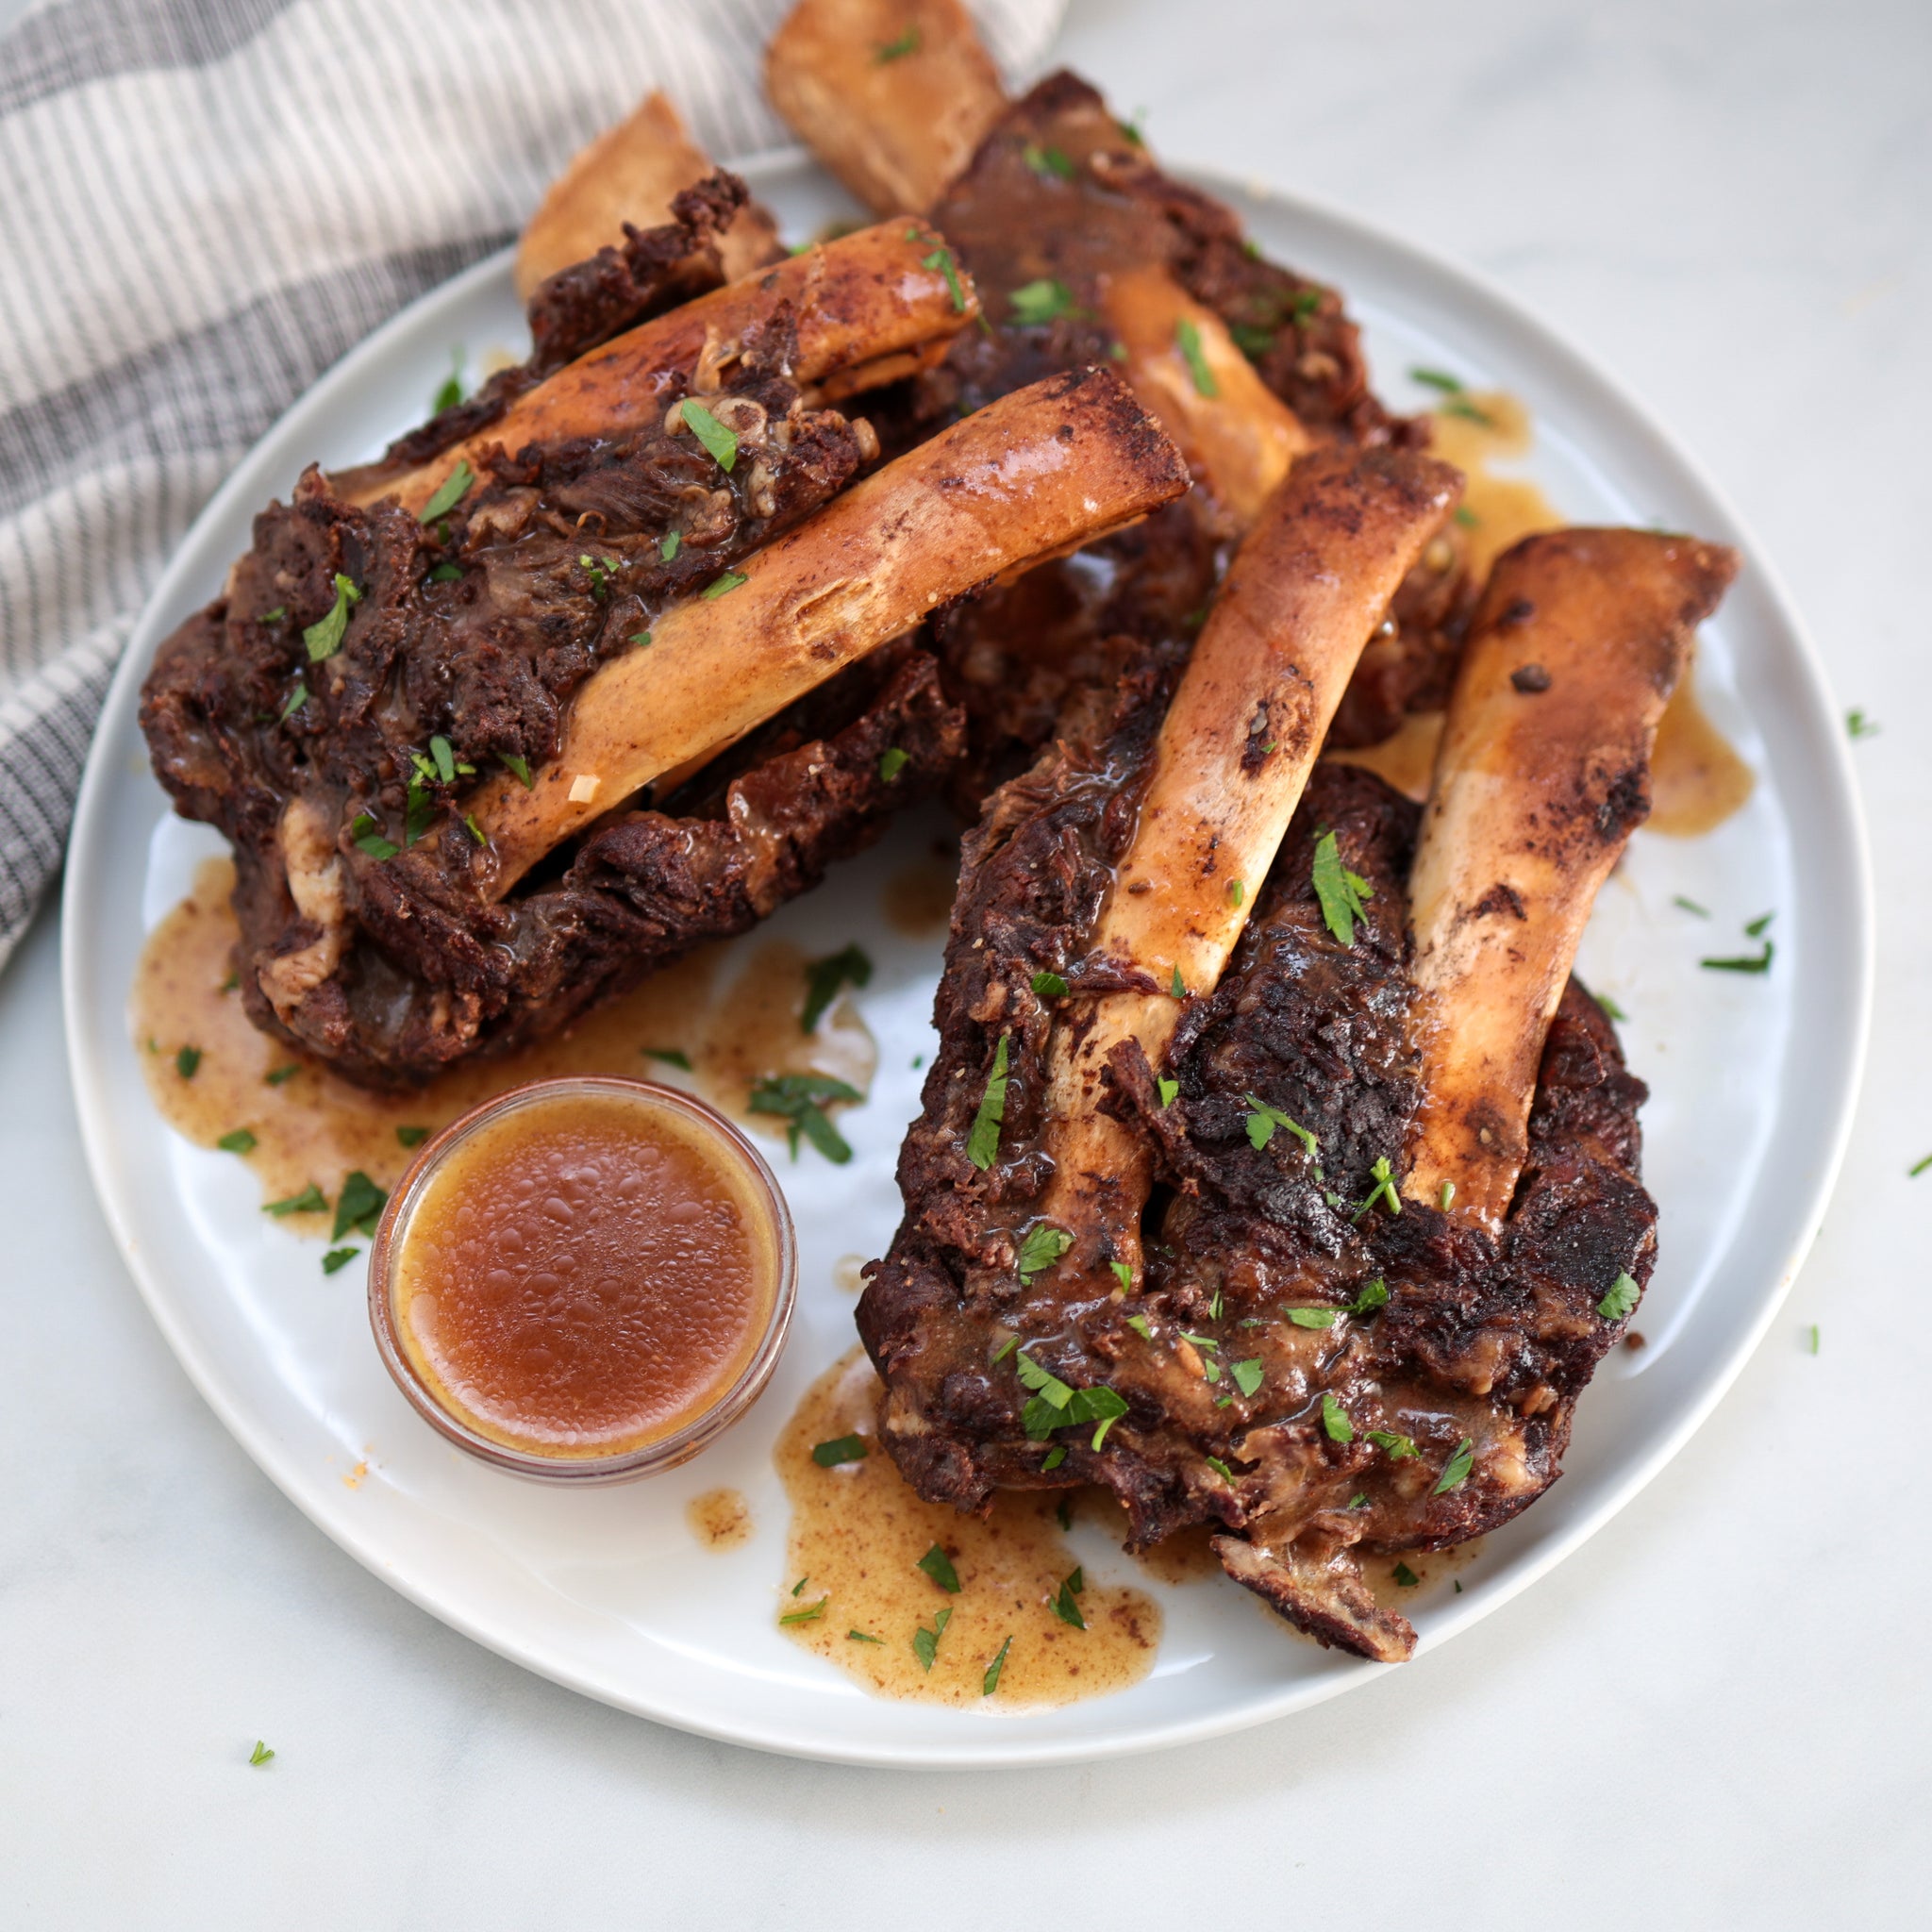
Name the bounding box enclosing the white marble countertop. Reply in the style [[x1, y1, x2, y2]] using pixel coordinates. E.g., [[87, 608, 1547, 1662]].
[[4, 0, 1927, 1923]]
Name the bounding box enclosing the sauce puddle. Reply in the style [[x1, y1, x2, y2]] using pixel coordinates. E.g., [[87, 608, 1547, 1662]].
[[132, 858, 875, 1224], [1329, 390, 1755, 833], [689, 1488, 754, 1550], [775, 1351, 1161, 1708]]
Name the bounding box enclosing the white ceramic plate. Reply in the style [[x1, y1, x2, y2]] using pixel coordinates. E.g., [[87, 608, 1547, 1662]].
[[62, 150, 1871, 1767]]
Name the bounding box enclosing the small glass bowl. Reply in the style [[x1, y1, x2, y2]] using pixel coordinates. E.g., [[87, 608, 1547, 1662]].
[[368, 1074, 796, 1485]]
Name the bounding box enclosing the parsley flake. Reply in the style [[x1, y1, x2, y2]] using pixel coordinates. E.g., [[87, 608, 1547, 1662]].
[[432, 350, 465, 414], [259, 606, 287, 623], [680, 398, 739, 473], [811, 1435, 868, 1467], [321, 1246, 359, 1275], [175, 1045, 203, 1079], [264, 1184, 327, 1217], [1321, 1392, 1354, 1442], [848, 1628, 884, 1644], [395, 1125, 430, 1147], [1354, 1156, 1402, 1222], [1673, 894, 1711, 917], [1311, 828, 1374, 945], [1701, 941, 1774, 974], [1050, 1568, 1086, 1629], [1846, 708, 1878, 740], [641, 1047, 691, 1071], [1409, 367, 1465, 394], [1041, 1444, 1067, 1470], [216, 1128, 256, 1155], [1432, 1437, 1476, 1494], [1031, 970, 1068, 998], [1016, 1224, 1074, 1281], [912, 1606, 952, 1672], [922, 245, 967, 313], [1111, 1261, 1135, 1293], [1157, 1076, 1180, 1108], [1368, 1428, 1418, 1459], [1174, 317, 1218, 396], [703, 569, 748, 599], [302, 573, 360, 662], [350, 812, 398, 861], [248, 1740, 275, 1767], [1391, 1561, 1421, 1587], [779, 1596, 829, 1626], [1243, 1093, 1318, 1158], [1206, 1457, 1236, 1484], [1023, 142, 1076, 180], [331, 1170, 388, 1242], [427, 561, 462, 583], [1596, 1271, 1641, 1321], [1745, 910, 1775, 939], [749, 1073, 862, 1163], [278, 682, 308, 722], [1283, 1307, 1338, 1329], [264, 1064, 299, 1086], [659, 529, 681, 561], [966, 1033, 1010, 1170], [1232, 1357, 1264, 1398], [1125, 1312, 1151, 1338], [499, 752, 532, 789], [879, 746, 910, 781], [875, 25, 921, 60], [1596, 992, 1628, 1022], [983, 1635, 1013, 1694], [1008, 277, 1077, 326], [1911, 1153, 1932, 1178], [1171, 964, 1187, 998], [1350, 1277, 1390, 1316], [916, 1544, 961, 1593], [419, 459, 474, 524], [801, 942, 873, 1032]]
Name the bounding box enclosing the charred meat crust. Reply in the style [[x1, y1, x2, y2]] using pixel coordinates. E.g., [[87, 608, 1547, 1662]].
[[858, 762, 1656, 1660]]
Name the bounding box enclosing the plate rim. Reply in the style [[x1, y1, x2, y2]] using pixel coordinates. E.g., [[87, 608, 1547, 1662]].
[[59, 145, 1874, 1767]]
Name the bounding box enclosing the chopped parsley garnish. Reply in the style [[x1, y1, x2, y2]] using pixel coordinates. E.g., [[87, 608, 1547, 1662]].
[[264, 1064, 299, 1086], [1230, 323, 1274, 358], [303, 573, 360, 661], [965, 1033, 1010, 1170], [1243, 1093, 1318, 1158], [779, 1596, 829, 1626], [1180, 1332, 1219, 1352], [1354, 1156, 1402, 1221], [641, 1047, 691, 1071], [419, 459, 474, 524], [432, 350, 465, 414], [1596, 1271, 1641, 1321], [848, 1629, 884, 1644], [630, 630, 652, 648], [429, 734, 457, 784], [216, 1128, 256, 1155], [1391, 1561, 1421, 1587], [1347, 1492, 1369, 1509], [923, 245, 968, 313], [1432, 1437, 1475, 1494], [259, 606, 287, 623], [1368, 1428, 1418, 1459], [1596, 992, 1628, 1022], [1702, 941, 1774, 974], [331, 1170, 388, 1241], [983, 1635, 1013, 1694], [912, 1606, 952, 1672], [248, 1740, 275, 1767], [1745, 910, 1775, 938], [1228, 879, 1244, 907], [350, 813, 399, 861], [916, 1544, 961, 1593], [577, 554, 612, 600], [1171, 964, 1187, 998], [990, 1333, 1019, 1363], [321, 1247, 359, 1275], [1157, 1076, 1179, 1108], [1439, 1179, 1457, 1211], [1409, 367, 1465, 394], [1013, 1350, 1129, 1448], [1283, 1307, 1338, 1329], [1673, 894, 1711, 917], [801, 942, 873, 1032], [175, 1045, 202, 1079], [1112, 1262, 1136, 1294], [1311, 828, 1374, 945], [1321, 1392, 1354, 1442], [875, 24, 921, 60], [680, 398, 739, 473], [1232, 1357, 1265, 1399], [1041, 1444, 1067, 1470], [748, 1074, 863, 1163], [1016, 1224, 1074, 1281], [1206, 1457, 1235, 1484], [791, 1575, 808, 1596], [702, 569, 748, 599], [1845, 708, 1878, 740], [1023, 142, 1076, 180], [499, 752, 532, 789], [1031, 970, 1068, 998], [1452, 506, 1479, 528], [1807, 1324, 1821, 1355], [265, 1184, 327, 1217], [1174, 317, 1217, 396], [1350, 1277, 1390, 1315], [395, 1125, 430, 1147], [1911, 1153, 1932, 1178], [1057, 1496, 1074, 1532], [1125, 1312, 1151, 1338], [659, 529, 681, 561], [1443, 396, 1497, 427], [878, 746, 910, 782], [278, 682, 308, 722], [811, 1435, 869, 1467], [1008, 277, 1077, 325], [427, 561, 462, 582], [1050, 1568, 1087, 1629]]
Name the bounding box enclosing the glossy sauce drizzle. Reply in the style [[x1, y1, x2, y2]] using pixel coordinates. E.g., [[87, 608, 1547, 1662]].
[[775, 1351, 1161, 1708], [131, 858, 874, 1221], [1330, 391, 1754, 834]]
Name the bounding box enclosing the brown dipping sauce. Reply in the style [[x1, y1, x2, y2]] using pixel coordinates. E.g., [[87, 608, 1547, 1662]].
[[372, 1077, 794, 1476]]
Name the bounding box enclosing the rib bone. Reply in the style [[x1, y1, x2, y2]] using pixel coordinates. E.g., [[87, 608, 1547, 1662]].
[[357, 222, 979, 518], [765, 0, 1008, 216], [464, 367, 1191, 895], [1403, 527, 1740, 1228], [516, 91, 782, 295], [1036, 447, 1462, 1274]]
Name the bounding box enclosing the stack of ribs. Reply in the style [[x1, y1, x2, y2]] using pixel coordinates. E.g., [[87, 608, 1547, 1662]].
[[139, 0, 1742, 1659]]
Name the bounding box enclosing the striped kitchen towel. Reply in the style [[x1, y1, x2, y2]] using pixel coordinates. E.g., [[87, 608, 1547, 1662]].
[[0, 0, 1066, 970]]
